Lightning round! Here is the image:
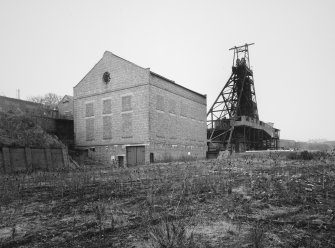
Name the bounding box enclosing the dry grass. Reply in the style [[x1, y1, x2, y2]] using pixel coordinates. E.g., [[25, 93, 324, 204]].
[[1, 155, 335, 247]]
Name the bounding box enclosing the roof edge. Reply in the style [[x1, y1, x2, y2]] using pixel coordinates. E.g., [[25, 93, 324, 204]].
[[73, 57, 104, 89], [150, 71, 206, 99], [104, 51, 149, 71], [73, 51, 206, 99], [74, 51, 150, 90]]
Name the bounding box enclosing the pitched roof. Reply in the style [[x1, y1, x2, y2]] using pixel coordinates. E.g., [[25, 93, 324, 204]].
[[107, 51, 206, 98], [74, 51, 206, 99], [58, 95, 73, 105]]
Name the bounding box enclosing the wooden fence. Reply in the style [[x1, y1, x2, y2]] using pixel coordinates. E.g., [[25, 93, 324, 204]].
[[0, 147, 69, 173]]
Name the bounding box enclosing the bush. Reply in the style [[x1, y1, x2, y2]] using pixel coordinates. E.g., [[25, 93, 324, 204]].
[[299, 151, 313, 160], [0, 112, 63, 148], [149, 217, 195, 248], [286, 152, 298, 160], [248, 221, 266, 248], [286, 151, 313, 160]]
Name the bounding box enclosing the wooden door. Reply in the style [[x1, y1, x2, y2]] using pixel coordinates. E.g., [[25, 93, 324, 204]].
[[136, 146, 145, 165], [126, 146, 145, 167], [126, 146, 137, 167]]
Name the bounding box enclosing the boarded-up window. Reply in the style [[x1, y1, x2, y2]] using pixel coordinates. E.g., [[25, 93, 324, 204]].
[[103, 99, 112, 114], [86, 118, 94, 141], [186, 118, 191, 140], [122, 96, 132, 112], [169, 115, 177, 139], [156, 112, 166, 138], [169, 99, 176, 114], [197, 122, 204, 142], [191, 120, 197, 141], [180, 103, 187, 117], [103, 116, 112, 139], [122, 113, 132, 138], [156, 95, 164, 111], [190, 107, 195, 119], [85, 102, 94, 117]]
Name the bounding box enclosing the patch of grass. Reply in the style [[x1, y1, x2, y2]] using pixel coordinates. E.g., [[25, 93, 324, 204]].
[[148, 217, 195, 248], [248, 221, 266, 248], [1, 158, 335, 247], [286, 150, 330, 160]]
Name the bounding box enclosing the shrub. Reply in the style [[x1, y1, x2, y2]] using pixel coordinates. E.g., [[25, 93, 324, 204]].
[[248, 221, 266, 248], [286, 151, 314, 160], [0, 112, 64, 148], [299, 151, 313, 160], [148, 217, 195, 248]]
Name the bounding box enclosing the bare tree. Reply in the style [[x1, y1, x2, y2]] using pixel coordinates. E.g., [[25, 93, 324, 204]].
[[27, 93, 63, 109]]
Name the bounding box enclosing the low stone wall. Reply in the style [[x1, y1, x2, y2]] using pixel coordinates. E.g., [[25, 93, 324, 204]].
[[231, 150, 296, 159], [0, 147, 69, 173]]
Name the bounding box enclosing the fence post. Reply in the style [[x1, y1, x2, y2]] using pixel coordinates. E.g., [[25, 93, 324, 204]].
[[45, 148, 52, 171], [0, 148, 4, 174], [62, 148, 69, 169], [25, 147, 33, 172], [2, 147, 11, 173]]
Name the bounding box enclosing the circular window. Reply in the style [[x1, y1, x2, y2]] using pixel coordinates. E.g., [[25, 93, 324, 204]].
[[103, 71, 111, 83]]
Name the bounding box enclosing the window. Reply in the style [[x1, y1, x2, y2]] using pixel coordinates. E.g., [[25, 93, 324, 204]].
[[122, 113, 132, 138], [156, 112, 166, 138], [122, 95, 132, 112], [169, 115, 177, 139], [86, 118, 94, 141], [190, 107, 196, 120], [156, 95, 164, 111], [103, 116, 112, 139], [85, 102, 94, 117], [180, 103, 187, 117], [168, 99, 176, 114], [103, 99, 112, 114]]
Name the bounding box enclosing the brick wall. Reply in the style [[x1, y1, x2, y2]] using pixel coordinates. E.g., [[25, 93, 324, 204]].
[[149, 73, 207, 160], [87, 145, 128, 167], [74, 52, 150, 149], [74, 51, 150, 99], [74, 85, 150, 147]]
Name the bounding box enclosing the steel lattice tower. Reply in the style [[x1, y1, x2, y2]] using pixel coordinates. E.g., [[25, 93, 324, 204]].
[[207, 43, 279, 156]]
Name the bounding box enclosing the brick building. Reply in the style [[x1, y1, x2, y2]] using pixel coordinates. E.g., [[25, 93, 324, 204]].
[[73, 51, 207, 166], [57, 95, 73, 119]]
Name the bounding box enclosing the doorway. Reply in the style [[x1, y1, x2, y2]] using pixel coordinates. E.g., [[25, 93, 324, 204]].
[[126, 146, 145, 167], [118, 156, 124, 167], [150, 153, 154, 163]]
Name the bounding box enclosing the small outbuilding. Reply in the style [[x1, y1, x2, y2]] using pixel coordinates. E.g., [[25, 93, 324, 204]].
[[57, 95, 73, 119]]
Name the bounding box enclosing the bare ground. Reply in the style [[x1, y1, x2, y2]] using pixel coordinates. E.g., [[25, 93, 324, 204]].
[[1, 157, 335, 247]]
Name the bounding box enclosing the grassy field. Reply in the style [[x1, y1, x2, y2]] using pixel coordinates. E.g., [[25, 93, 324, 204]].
[[1, 155, 335, 247]]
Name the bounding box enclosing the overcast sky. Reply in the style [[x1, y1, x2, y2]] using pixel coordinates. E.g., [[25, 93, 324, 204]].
[[0, 0, 334, 141]]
